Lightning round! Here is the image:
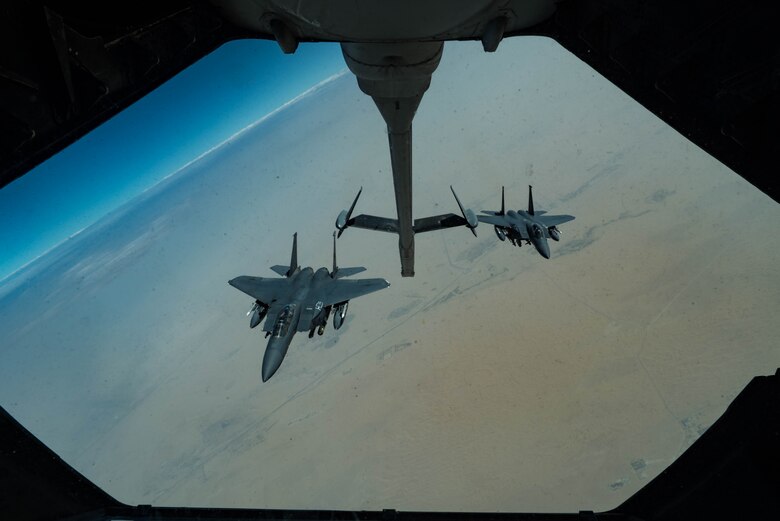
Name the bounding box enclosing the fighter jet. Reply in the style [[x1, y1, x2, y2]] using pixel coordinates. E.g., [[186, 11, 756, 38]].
[[478, 186, 575, 259], [228, 233, 389, 381]]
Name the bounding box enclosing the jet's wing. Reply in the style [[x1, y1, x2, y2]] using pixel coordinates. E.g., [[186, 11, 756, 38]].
[[228, 276, 291, 305], [478, 214, 530, 239], [536, 214, 575, 227], [269, 265, 291, 277], [311, 278, 390, 308]]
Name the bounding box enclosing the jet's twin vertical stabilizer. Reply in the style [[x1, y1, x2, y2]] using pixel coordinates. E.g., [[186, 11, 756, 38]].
[[288, 232, 298, 276], [331, 231, 366, 279], [270, 233, 300, 277]]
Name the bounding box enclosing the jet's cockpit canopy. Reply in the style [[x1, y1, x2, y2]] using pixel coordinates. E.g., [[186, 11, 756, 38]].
[[272, 305, 296, 338]]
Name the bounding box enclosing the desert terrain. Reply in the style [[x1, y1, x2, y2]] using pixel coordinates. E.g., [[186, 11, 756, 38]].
[[0, 37, 778, 512]]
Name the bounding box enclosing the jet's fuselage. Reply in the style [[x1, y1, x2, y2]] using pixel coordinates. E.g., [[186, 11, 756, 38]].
[[230, 233, 389, 382], [261, 267, 335, 381], [505, 210, 551, 259]]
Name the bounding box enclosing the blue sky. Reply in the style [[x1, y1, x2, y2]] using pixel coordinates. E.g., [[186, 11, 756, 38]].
[[0, 40, 344, 281]]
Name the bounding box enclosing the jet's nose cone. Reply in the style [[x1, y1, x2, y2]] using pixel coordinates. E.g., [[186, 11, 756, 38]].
[[539, 238, 551, 259], [261, 347, 284, 382], [532, 237, 551, 259]]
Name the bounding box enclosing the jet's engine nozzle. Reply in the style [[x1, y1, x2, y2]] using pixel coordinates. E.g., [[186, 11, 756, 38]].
[[450, 186, 478, 237], [494, 226, 506, 241], [548, 226, 561, 241], [248, 301, 269, 329], [333, 301, 349, 330], [336, 187, 363, 238]]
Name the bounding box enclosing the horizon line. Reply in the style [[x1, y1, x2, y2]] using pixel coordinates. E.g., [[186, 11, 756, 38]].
[[0, 68, 349, 287]]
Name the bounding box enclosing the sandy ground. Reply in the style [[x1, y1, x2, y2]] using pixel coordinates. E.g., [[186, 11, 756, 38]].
[[1, 37, 778, 513]]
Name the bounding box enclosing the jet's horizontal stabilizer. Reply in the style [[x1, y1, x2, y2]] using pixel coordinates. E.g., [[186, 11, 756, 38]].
[[270, 265, 290, 277], [537, 214, 576, 227], [333, 266, 367, 278]]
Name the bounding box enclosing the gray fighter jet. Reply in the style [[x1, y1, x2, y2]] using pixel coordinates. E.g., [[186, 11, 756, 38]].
[[228, 233, 389, 381], [478, 186, 575, 259]]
